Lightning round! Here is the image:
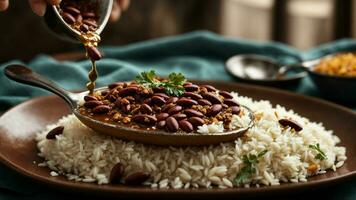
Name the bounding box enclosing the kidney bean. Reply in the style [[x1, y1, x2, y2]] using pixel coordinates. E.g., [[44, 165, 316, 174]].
[[108, 82, 123, 89], [184, 84, 199, 92], [184, 109, 204, 117], [166, 97, 178, 104], [188, 117, 205, 127], [201, 93, 222, 104], [206, 104, 222, 117], [122, 104, 131, 114], [183, 92, 202, 100], [84, 95, 97, 102], [166, 117, 179, 132], [101, 90, 109, 96], [219, 91, 233, 99], [126, 96, 135, 102], [151, 96, 166, 106], [224, 99, 239, 107], [179, 120, 193, 133], [183, 82, 192, 86], [84, 100, 103, 108], [132, 114, 157, 125], [197, 99, 212, 106], [153, 93, 169, 99], [156, 112, 169, 121], [75, 14, 83, 23], [118, 87, 138, 97], [176, 98, 198, 107], [200, 85, 216, 92], [131, 107, 141, 115], [140, 104, 152, 114], [92, 105, 110, 114], [61, 12, 76, 24], [79, 24, 89, 32], [152, 87, 165, 93], [109, 163, 124, 184], [124, 172, 150, 185], [83, 19, 98, 28], [82, 12, 96, 18], [231, 106, 240, 114], [167, 105, 182, 115], [171, 113, 187, 121], [162, 103, 175, 113], [157, 120, 166, 129], [86, 46, 102, 61], [64, 6, 81, 15], [46, 126, 64, 140], [278, 119, 303, 132]]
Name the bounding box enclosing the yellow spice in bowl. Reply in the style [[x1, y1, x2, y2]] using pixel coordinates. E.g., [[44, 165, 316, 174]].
[[314, 53, 356, 77]]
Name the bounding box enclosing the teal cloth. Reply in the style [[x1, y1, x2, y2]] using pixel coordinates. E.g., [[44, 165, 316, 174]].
[[0, 31, 355, 199]]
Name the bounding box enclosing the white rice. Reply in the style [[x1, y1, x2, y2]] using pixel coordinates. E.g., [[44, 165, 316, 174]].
[[36, 92, 347, 188]]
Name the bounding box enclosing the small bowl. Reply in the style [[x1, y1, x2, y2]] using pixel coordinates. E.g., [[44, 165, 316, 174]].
[[43, 0, 113, 43], [307, 68, 356, 104]]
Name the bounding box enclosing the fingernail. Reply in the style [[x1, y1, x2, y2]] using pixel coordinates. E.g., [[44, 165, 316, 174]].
[[30, 1, 47, 16]]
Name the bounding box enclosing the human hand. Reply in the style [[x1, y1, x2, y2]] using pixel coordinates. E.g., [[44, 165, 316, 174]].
[[0, 0, 129, 22], [110, 0, 130, 22], [0, 0, 61, 16]]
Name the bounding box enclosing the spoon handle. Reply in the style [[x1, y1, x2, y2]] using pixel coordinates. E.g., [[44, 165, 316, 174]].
[[277, 64, 309, 77], [4, 64, 77, 108]]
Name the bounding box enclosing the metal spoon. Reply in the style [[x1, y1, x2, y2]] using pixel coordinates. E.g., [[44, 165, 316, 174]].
[[4, 65, 254, 146], [225, 54, 308, 81], [225, 53, 339, 80], [44, 0, 113, 42]]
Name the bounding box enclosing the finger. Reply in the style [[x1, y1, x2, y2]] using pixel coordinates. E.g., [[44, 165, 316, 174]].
[[117, 0, 129, 11], [45, 0, 61, 5], [28, 0, 47, 16], [0, 0, 9, 11], [109, 1, 121, 22]]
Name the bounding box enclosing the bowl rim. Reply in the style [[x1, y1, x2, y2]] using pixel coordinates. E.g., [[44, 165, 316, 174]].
[[307, 51, 356, 80]]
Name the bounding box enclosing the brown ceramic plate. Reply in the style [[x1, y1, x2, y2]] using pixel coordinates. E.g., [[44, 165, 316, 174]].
[[0, 81, 355, 198]]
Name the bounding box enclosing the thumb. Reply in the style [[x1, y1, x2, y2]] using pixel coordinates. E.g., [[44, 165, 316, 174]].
[[28, 0, 47, 16]]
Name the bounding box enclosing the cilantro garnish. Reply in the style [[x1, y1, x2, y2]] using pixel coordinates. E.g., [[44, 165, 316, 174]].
[[235, 150, 268, 185], [135, 70, 186, 96], [309, 143, 327, 161]]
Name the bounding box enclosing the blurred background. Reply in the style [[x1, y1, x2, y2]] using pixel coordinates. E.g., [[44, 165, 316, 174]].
[[0, 0, 355, 62]]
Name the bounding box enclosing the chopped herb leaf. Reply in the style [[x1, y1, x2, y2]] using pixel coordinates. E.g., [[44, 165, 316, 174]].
[[235, 150, 268, 185], [135, 70, 157, 85], [309, 143, 327, 161], [135, 70, 186, 96], [168, 72, 186, 86]]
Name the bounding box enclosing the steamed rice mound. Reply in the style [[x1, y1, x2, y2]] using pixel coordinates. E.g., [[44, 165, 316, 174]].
[[36, 92, 347, 188]]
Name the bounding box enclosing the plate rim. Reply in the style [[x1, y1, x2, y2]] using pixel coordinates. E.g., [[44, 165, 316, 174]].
[[0, 80, 355, 196]]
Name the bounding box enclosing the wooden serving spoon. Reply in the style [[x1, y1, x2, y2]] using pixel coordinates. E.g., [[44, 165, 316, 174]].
[[4, 64, 254, 146]]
